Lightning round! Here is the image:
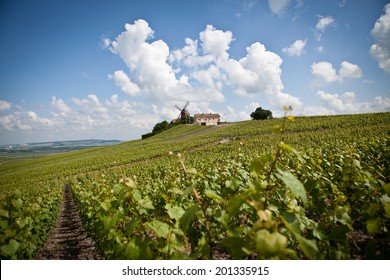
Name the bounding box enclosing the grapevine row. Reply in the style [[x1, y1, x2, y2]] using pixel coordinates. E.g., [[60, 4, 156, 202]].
[[0, 112, 389, 259]]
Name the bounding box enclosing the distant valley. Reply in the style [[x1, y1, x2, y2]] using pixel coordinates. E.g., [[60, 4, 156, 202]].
[[0, 139, 121, 163]]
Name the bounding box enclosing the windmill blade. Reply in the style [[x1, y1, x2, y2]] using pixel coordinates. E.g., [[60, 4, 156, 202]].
[[175, 105, 182, 111], [183, 101, 189, 110]]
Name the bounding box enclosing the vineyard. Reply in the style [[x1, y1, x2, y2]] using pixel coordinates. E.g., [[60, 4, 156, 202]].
[[0, 111, 389, 259]]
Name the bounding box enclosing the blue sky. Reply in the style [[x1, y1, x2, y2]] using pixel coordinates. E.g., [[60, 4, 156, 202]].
[[0, 0, 389, 144]]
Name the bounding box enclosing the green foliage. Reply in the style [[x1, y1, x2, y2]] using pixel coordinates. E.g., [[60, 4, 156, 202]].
[[1, 112, 389, 259], [250, 107, 273, 120], [141, 132, 154, 139], [142, 118, 195, 139], [0, 182, 62, 259], [153, 120, 170, 134], [69, 112, 389, 260], [276, 169, 308, 205]]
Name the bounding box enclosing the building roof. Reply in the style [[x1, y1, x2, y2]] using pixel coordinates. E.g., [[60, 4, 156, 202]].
[[194, 113, 220, 118]]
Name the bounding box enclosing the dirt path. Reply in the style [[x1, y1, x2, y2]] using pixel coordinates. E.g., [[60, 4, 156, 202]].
[[36, 184, 102, 260]]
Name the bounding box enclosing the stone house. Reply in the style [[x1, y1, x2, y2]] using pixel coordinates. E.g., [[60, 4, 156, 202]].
[[194, 113, 220, 126]]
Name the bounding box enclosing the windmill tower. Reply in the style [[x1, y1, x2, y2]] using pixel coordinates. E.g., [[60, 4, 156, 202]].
[[174, 101, 190, 123]]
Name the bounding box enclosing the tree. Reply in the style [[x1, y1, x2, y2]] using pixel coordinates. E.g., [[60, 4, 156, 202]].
[[250, 107, 273, 120], [152, 120, 169, 134]]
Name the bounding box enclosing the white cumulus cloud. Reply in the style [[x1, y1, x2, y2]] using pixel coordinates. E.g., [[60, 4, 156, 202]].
[[199, 25, 233, 60], [314, 15, 335, 40], [218, 42, 303, 111], [0, 93, 162, 142], [108, 70, 140, 97], [51, 96, 71, 114], [0, 100, 12, 111], [282, 39, 307, 56], [311, 61, 341, 84], [107, 19, 225, 103], [106, 19, 301, 113], [370, 3, 390, 73], [223, 105, 251, 122], [313, 90, 390, 114], [339, 61, 363, 79], [311, 61, 362, 86], [109, 19, 178, 99], [0, 110, 54, 132]]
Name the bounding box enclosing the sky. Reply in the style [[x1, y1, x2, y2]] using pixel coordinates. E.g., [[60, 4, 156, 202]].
[[0, 0, 389, 144]]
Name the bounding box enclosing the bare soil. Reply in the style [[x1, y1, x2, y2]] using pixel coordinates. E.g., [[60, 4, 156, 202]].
[[36, 184, 102, 260]]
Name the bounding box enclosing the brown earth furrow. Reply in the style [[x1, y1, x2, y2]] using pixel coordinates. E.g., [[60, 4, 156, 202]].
[[36, 184, 102, 260]]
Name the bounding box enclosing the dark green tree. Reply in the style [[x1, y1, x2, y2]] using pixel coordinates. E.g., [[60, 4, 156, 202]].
[[250, 107, 273, 120], [152, 120, 169, 134]]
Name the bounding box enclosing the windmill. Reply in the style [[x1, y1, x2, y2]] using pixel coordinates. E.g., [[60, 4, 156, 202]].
[[174, 101, 190, 123]]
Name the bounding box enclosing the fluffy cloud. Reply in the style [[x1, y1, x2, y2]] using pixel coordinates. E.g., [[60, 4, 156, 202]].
[[223, 105, 251, 122], [339, 61, 363, 79], [0, 94, 159, 141], [222, 102, 277, 121], [0, 110, 54, 131], [314, 15, 335, 40], [0, 100, 11, 111], [71, 94, 107, 113], [199, 25, 233, 60], [108, 70, 140, 97], [268, 0, 291, 16], [311, 61, 362, 86], [108, 19, 225, 103], [109, 20, 177, 99], [170, 38, 214, 68], [316, 16, 335, 31], [51, 96, 71, 114], [218, 42, 303, 110], [282, 39, 307, 56], [107, 19, 301, 112], [109, 19, 156, 70], [223, 40, 296, 109], [311, 61, 340, 84], [0, 113, 30, 131], [370, 3, 390, 73], [310, 90, 390, 114], [316, 90, 356, 112]]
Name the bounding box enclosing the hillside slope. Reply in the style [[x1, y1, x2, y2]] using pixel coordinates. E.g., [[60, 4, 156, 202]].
[[1, 112, 389, 193], [1, 112, 389, 260]]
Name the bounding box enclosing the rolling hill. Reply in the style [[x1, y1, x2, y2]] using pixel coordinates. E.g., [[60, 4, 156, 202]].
[[0, 112, 389, 259]]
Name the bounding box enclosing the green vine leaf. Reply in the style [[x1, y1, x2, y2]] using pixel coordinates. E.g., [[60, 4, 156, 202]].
[[294, 235, 318, 260], [1, 239, 20, 257], [366, 218, 381, 235], [276, 169, 308, 205], [383, 183, 390, 196], [205, 189, 226, 203], [146, 220, 171, 238], [179, 204, 198, 232]]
